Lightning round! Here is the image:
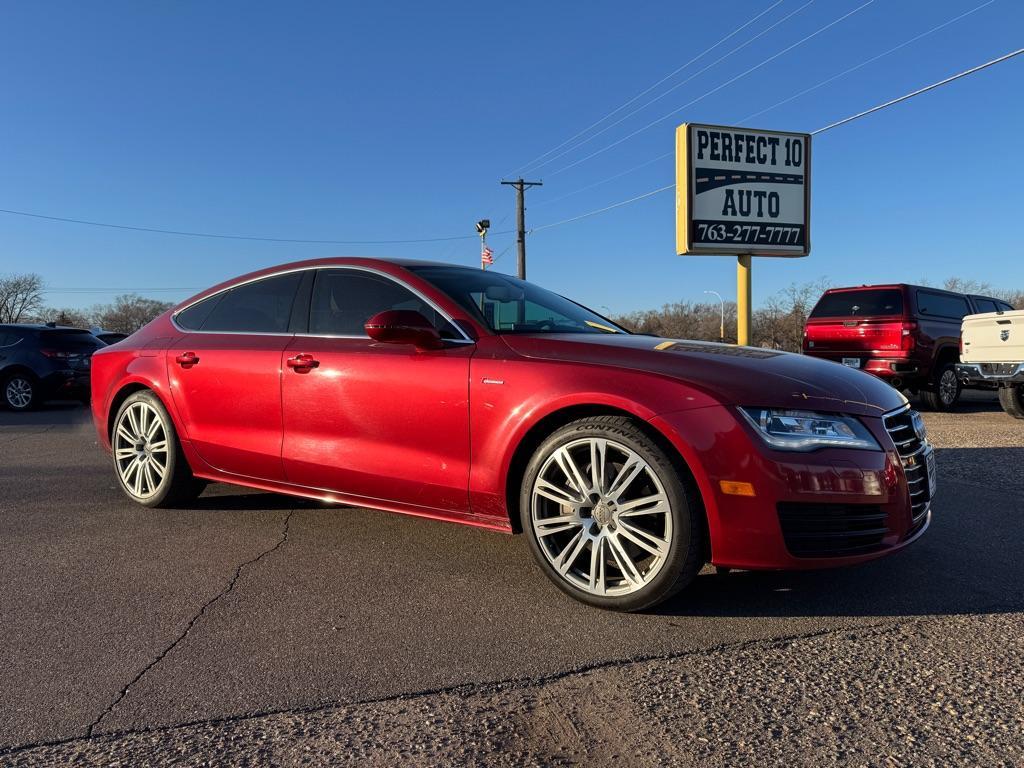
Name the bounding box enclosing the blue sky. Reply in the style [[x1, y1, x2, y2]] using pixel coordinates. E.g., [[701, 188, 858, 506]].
[[1, 0, 1022, 314]]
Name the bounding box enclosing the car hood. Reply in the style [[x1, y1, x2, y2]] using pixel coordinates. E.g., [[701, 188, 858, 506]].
[[502, 334, 908, 417]]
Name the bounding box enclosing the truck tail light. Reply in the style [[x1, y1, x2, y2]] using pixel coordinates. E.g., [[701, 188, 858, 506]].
[[900, 322, 917, 352]]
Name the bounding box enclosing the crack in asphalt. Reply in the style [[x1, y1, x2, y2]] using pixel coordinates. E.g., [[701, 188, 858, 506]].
[[82, 509, 296, 739], [0, 424, 56, 448], [5, 609, 1007, 757]]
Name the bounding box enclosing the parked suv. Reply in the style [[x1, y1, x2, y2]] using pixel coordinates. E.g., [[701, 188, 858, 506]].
[[0, 324, 105, 410], [803, 284, 1013, 410]]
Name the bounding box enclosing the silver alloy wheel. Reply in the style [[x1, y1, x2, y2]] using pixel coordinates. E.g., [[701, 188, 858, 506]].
[[113, 401, 169, 499], [531, 437, 673, 597], [939, 368, 959, 405], [5, 377, 32, 409]]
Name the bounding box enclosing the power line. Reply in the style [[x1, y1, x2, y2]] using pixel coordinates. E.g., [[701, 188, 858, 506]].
[[43, 287, 198, 293], [532, 151, 674, 208], [540, 0, 999, 210], [812, 45, 1024, 134], [737, 0, 997, 124], [508, 0, 787, 177], [0, 207, 512, 245], [528, 44, 1024, 235], [521, 0, 815, 177], [544, 0, 875, 178], [530, 185, 674, 232]]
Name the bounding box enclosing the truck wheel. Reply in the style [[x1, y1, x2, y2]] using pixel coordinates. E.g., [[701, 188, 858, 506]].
[[920, 363, 961, 411], [998, 385, 1024, 419]]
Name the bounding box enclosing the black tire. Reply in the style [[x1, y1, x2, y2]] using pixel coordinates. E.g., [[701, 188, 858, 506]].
[[2, 372, 38, 411], [111, 390, 205, 508], [999, 385, 1024, 419], [919, 362, 961, 411], [520, 415, 705, 612]]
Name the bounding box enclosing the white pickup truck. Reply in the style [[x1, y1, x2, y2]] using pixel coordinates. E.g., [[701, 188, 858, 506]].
[[957, 309, 1024, 418]]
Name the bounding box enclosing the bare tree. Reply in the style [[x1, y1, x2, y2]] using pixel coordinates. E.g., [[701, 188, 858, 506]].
[[0, 273, 45, 323], [33, 306, 95, 328], [93, 294, 173, 334]]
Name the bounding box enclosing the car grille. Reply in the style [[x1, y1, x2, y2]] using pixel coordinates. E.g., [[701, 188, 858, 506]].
[[777, 502, 889, 557], [882, 406, 929, 533]]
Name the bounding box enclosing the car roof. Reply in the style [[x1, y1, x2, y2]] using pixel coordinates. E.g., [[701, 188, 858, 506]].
[[823, 283, 966, 297], [0, 323, 87, 330], [174, 257, 480, 308]]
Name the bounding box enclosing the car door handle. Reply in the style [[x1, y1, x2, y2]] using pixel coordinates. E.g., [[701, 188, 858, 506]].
[[174, 352, 200, 368], [286, 354, 319, 372]]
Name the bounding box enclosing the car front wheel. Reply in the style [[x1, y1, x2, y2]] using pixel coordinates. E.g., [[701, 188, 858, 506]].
[[112, 390, 205, 507], [521, 416, 704, 612]]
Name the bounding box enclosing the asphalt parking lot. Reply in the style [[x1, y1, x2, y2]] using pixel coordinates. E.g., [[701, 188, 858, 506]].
[[1, 392, 1022, 766]]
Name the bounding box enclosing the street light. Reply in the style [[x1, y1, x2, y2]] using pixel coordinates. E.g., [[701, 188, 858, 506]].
[[704, 290, 725, 343]]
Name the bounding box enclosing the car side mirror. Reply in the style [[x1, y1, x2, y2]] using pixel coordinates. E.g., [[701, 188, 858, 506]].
[[364, 310, 444, 350]]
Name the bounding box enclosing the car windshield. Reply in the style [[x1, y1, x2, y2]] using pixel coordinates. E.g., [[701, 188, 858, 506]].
[[409, 266, 627, 335], [810, 289, 904, 318]]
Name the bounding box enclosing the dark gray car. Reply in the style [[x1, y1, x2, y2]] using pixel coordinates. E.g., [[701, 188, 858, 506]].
[[0, 325, 104, 410]]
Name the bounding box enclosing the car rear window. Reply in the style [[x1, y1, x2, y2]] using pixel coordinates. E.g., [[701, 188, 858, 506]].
[[810, 289, 904, 318], [39, 329, 104, 348]]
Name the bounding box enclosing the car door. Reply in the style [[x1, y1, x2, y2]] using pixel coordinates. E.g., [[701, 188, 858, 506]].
[[281, 267, 474, 513], [167, 271, 306, 482]]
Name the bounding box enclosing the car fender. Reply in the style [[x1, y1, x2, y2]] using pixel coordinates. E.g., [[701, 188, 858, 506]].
[[467, 353, 719, 522]]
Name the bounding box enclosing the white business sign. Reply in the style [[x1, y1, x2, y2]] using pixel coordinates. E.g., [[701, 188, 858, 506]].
[[676, 123, 811, 257]]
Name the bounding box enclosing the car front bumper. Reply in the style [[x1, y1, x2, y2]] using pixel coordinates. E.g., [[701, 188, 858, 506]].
[[956, 362, 1024, 386], [650, 404, 931, 571]]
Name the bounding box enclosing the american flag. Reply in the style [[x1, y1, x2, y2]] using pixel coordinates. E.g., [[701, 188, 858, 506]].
[[480, 244, 494, 266]]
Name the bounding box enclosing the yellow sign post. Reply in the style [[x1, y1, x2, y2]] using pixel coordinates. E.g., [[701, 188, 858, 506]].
[[676, 123, 811, 345]]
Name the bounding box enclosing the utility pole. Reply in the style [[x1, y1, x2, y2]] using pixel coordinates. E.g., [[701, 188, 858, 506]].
[[500, 178, 542, 279]]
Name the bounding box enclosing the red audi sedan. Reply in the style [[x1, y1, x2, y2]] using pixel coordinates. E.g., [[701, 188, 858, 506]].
[[91, 258, 933, 611]]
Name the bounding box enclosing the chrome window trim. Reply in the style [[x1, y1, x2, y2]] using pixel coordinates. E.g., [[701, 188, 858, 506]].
[[170, 264, 474, 343]]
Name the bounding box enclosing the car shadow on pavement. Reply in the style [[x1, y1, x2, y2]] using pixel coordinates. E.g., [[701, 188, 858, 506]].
[[656, 446, 1024, 620], [0, 402, 91, 427], [908, 391, 1002, 414]]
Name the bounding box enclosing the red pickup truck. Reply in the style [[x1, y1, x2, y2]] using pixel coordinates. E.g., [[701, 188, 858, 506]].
[[803, 284, 1013, 410]]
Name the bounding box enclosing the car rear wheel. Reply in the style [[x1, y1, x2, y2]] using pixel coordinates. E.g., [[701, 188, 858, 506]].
[[521, 416, 704, 612], [3, 374, 37, 411], [112, 390, 205, 507], [998, 385, 1024, 419], [920, 363, 961, 411]]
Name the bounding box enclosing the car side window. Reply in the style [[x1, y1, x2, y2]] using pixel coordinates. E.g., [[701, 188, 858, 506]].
[[188, 273, 302, 333], [309, 269, 459, 339], [997, 301, 1015, 312], [916, 290, 971, 320]]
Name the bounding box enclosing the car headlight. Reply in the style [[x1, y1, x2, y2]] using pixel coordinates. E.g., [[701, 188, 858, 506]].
[[738, 407, 880, 451]]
